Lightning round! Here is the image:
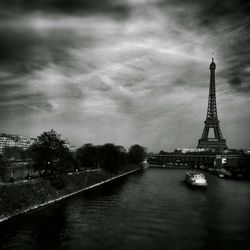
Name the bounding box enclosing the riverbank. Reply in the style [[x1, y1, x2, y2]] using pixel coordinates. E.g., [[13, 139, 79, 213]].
[[0, 165, 141, 224], [149, 164, 189, 169]]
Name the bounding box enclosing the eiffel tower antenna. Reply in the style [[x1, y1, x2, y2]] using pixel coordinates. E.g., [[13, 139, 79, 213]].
[[197, 58, 228, 151]]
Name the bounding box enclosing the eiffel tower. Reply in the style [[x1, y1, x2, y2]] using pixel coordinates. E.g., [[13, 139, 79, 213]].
[[197, 58, 228, 150]]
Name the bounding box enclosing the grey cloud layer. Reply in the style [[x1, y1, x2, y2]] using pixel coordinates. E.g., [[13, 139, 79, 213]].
[[0, 0, 249, 150]]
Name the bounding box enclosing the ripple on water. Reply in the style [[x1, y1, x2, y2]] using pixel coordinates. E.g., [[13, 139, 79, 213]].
[[1, 169, 250, 250]]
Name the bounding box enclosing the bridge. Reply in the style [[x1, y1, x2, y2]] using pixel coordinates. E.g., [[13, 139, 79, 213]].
[[148, 154, 215, 167], [148, 153, 250, 172]]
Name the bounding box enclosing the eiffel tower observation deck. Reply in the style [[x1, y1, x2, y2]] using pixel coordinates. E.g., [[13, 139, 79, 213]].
[[197, 58, 228, 151]]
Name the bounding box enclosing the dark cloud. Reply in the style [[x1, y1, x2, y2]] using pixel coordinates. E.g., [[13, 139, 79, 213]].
[[197, 0, 250, 23], [0, 82, 23, 94], [0, 26, 93, 73], [0, 24, 86, 112], [1, 0, 249, 91], [0, 0, 131, 17], [159, 0, 250, 17], [217, 32, 250, 92], [229, 77, 242, 85], [158, 0, 250, 91]]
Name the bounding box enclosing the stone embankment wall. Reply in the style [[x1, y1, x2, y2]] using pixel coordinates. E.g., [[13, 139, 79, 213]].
[[0, 165, 141, 223]]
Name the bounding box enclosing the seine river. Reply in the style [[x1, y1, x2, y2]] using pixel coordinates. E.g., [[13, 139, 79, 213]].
[[1, 168, 250, 250]]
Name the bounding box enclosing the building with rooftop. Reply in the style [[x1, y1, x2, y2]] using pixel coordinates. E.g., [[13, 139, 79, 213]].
[[0, 133, 36, 154]]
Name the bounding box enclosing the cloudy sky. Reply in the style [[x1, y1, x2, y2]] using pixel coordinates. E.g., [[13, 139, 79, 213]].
[[0, 0, 249, 152]]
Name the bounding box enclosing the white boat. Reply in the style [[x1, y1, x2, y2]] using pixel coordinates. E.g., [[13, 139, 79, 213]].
[[185, 171, 208, 188], [218, 173, 225, 178], [141, 159, 149, 169], [217, 168, 232, 178]]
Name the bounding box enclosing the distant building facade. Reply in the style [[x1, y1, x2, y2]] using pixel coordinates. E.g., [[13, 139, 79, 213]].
[[0, 133, 36, 154]]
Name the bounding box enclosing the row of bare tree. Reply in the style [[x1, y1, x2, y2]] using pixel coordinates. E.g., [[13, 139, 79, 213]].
[[0, 130, 147, 178]]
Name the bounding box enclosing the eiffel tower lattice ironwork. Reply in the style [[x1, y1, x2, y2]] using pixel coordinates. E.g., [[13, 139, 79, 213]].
[[197, 58, 228, 150]]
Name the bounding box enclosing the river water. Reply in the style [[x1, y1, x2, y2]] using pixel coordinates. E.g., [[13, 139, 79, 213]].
[[1, 168, 250, 250]]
